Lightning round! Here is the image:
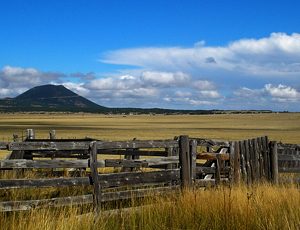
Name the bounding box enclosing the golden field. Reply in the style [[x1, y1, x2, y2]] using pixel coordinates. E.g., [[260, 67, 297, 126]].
[[0, 112, 299, 229], [0, 112, 299, 142]]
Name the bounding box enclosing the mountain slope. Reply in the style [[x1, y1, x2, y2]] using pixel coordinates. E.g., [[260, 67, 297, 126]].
[[0, 84, 106, 112]]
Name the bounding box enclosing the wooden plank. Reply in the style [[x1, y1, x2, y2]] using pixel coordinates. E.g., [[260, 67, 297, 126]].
[[239, 140, 247, 184], [191, 138, 230, 147], [277, 143, 300, 150], [0, 177, 91, 189], [244, 139, 252, 184], [278, 153, 300, 161], [257, 137, 264, 179], [0, 159, 89, 169], [196, 166, 230, 174], [278, 167, 300, 173], [105, 156, 179, 168], [9, 141, 91, 151], [96, 140, 179, 149], [278, 177, 300, 183], [102, 186, 180, 202], [190, 139, 197, 183], [249, 139, 256, 182], [234, 141, 240, 184], [98, 169, 180, 189], [98, 149, 167, 157], [90, 141, 101, 212], [0, 194, 93, 212], [253, 138, 260, 182], [196, 153, 229, 160], [269, 141, 278, 183], [229, 142, 235, 182], [179, 135, 191, 189], [215, 154, 222, 186]]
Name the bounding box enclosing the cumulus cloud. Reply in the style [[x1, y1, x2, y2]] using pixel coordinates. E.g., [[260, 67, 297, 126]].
[[0, 66, 66, 97], [234, 84, 299, 101], [140, 71, 191, 88], [100, 32, 300, 80], [264, 84, 299, 101]]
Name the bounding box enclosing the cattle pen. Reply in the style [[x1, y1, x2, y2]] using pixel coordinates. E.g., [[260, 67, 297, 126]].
[[0, 129, 299, 213]]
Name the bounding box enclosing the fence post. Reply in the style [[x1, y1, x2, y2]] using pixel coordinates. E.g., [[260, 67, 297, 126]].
[[234, 141, 240, 184], [269, 141, 278, 184], [90, 141, 101, 213], [239, 141, 247, 184], [26, 129, 34, 139], [253, 138, 260, 183], [50, 130, 56, 139], [179, 135, 191, 189], [245, 139, 252, 184], [215, 153, 222, 186], [190, 139, 197, 185], [229, 142, 235, 183]]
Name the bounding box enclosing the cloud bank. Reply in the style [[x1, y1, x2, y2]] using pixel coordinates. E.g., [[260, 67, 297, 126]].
[[1, 33, 299, 111]]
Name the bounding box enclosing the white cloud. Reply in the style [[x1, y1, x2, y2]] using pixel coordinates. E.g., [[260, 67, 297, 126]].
[[140, 71, 191, 87], [264, 84, 299, 101], [194, 40, 206, 46], [100, 33, 300, 80], [0, 66, 66, 97]]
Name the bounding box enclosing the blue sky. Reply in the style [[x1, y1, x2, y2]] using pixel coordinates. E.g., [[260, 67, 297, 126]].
[[1, 0, 299, 111]]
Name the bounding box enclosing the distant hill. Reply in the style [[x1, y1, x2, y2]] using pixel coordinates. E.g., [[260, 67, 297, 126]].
[[0, 84, 106, 112], [0, 84, 274, 114]]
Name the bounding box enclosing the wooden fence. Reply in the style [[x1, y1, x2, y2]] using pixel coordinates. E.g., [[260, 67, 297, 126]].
[[0, 129, 299, 212]]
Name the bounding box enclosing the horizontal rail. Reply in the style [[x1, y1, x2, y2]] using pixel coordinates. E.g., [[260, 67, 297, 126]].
[[98, 149, 167, 156], [98, 169, 180, 188], [0, 156, 179, 169], [196, 166, 230, 174], [9, 141, 91, 151], [96, 140, 179, 149], [197, 153, 230, 160], [278, 154, 300, 161], [278, 168, 300, 173], [190, 138, 230, 147], [0, 177, 91, 189], [0, 194, 93, 212]]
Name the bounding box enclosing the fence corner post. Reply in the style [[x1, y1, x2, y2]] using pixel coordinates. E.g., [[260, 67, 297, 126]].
[[269, 141, 278, 184], [179, 135, 191, 189], [90, 141, 102, 213]]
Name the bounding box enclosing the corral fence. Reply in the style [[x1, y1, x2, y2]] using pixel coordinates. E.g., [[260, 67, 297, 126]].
[[0, 129, 299, 212]]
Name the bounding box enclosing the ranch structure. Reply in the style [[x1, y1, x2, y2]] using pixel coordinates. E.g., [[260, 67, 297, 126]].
[[0, 129, 299, 213]]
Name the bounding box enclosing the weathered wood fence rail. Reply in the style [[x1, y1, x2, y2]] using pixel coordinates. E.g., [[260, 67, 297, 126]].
[[0, 129, 299, 212]]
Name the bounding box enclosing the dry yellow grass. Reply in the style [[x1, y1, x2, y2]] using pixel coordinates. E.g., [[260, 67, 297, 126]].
[[1, 112, 299, 159]]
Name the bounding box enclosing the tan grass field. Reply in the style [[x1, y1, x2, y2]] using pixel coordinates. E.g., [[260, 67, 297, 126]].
[[0, 112, 299, 142]]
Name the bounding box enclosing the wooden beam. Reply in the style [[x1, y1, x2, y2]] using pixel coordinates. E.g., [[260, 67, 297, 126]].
[[196, 152, 229, 160], [96, 140, 179, 149], [0, 177, 90, 189], [179, 135, 191, 189], [98, 169, 180, 189], [90, 141, 101, 213]]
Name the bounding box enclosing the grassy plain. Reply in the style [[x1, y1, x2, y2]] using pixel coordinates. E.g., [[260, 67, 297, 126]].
[[0, 112, 299, 229], [0, 112, 299, 143]]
